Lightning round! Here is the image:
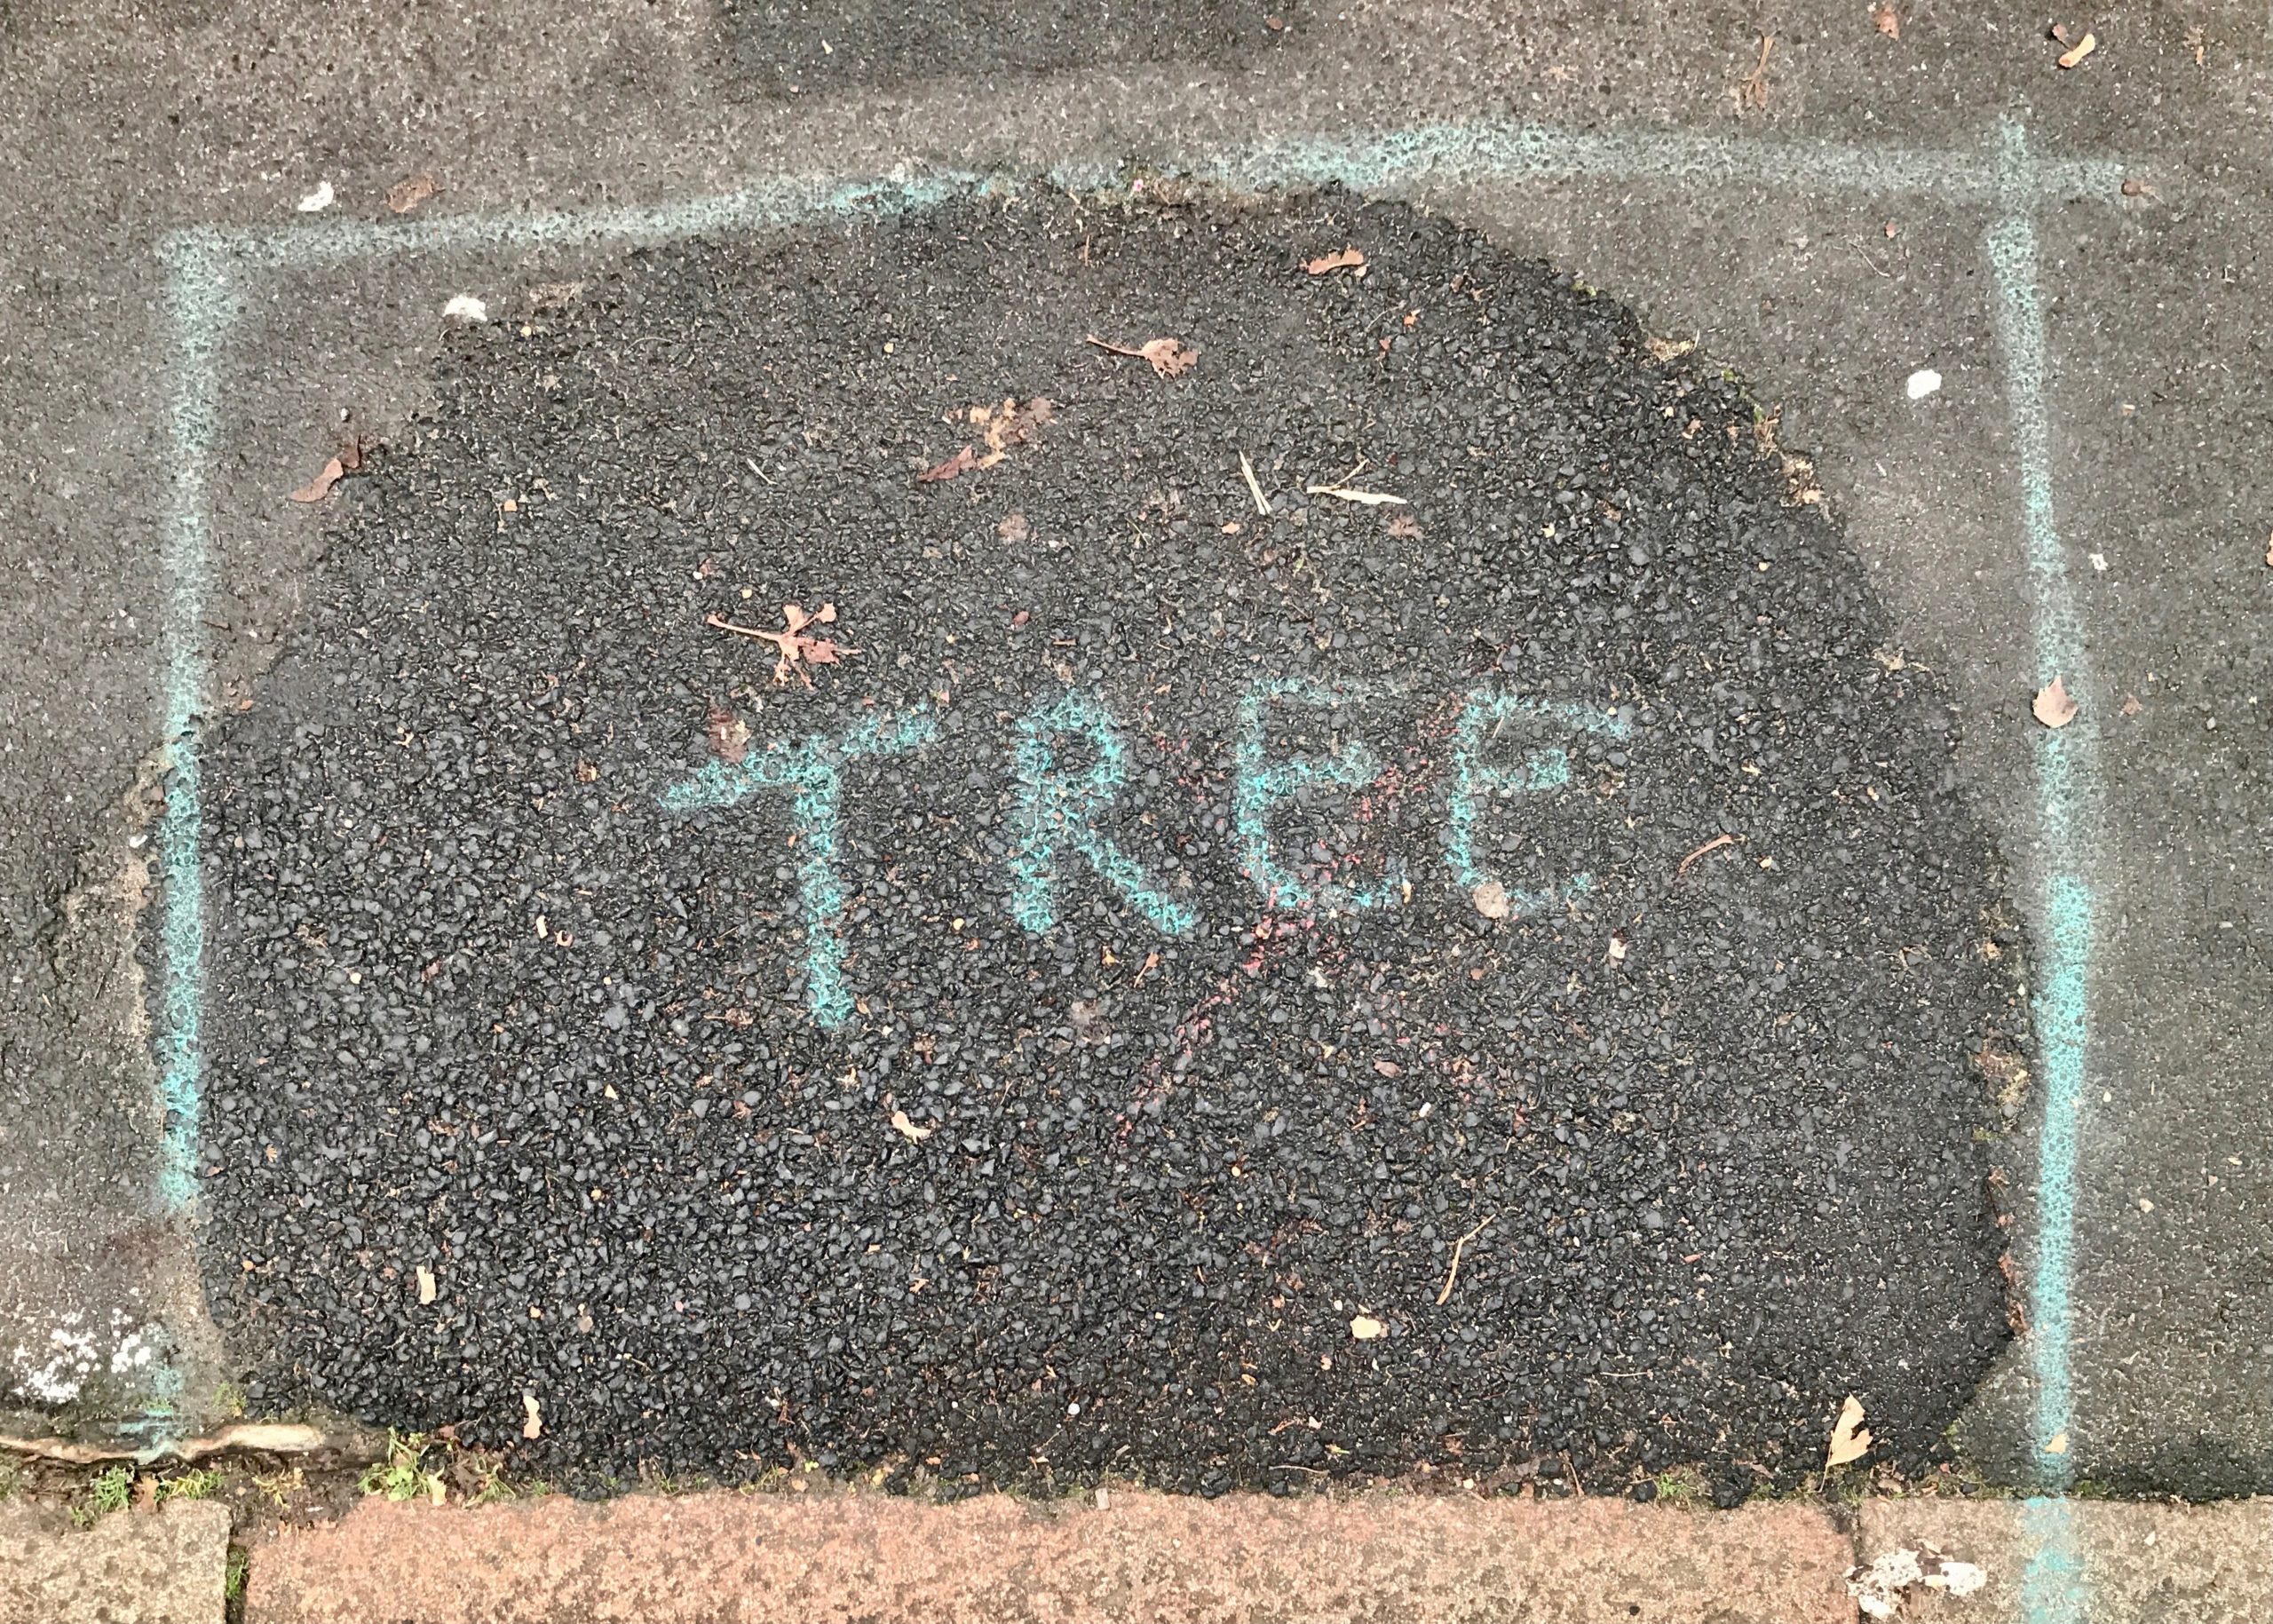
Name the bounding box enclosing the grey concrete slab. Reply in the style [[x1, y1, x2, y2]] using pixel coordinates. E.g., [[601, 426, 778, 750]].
[[1861, 1496, 2273, 1623]]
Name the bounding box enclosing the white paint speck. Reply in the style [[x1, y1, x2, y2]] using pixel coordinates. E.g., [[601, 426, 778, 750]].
[[110, 1327, 157, 1374], [442, 295, 488, 324], [2090, 552, 2108, 572], [1905, 368, 1943, 401], [297, 180, 336, 214], [7, 1315, 163, 1406]]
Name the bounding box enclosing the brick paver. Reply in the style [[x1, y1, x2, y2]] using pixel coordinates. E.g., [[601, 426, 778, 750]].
[[247, 1488, 1854, 1624], [0, 1500, 229, 1624]]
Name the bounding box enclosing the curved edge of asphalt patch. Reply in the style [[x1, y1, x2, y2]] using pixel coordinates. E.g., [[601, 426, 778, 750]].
[[184, 187, 2030, 1500]]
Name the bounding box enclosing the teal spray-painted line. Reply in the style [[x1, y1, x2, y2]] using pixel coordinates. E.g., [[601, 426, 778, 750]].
[[1197, 119, 2125, 208], [1443, 687, 1631, 912], [1987, 118, 2103, 1620], [2021, 1496, 2089, 1624], [152, 240, 231, 1217], [205, 172, 986, 271], [1232, 678, 1400, 912], [658, 709, 937, 1028], [1009, 689, 1196, 937]]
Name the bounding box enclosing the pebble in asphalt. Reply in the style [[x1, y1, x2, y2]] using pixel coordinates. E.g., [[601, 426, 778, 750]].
[[197, 194, 2022, 1498]]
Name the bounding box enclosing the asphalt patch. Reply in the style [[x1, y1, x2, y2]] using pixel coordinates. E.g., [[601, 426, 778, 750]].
[[729, 0, 1298, 95], [196, 192, 2020, 1497]]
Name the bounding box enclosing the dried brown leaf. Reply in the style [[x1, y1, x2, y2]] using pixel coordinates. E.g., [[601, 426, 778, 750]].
[[2056, 30, 2096, 67], [890, 1108, 934, 1142], [1139, 337, 1198, 376], [918, 445, 979, 484], [1870, 4, 1899, 37], [522, 1391, 543, 1440], [972, 396, 1057, 456], [1350, 1314, 1386, 1342], [1826, 1394, 1872, 1469], [2032, 676, 2079, 729], [289, 456, 345, 503], [1471, 880, 1510, 920], [998, 511, 1031, 543], [1387, 512, 1422, 539], [709, 610, 861, 687], [1303, 246, 1366, 275], [386, 172, 438, 214], [416, 1264, 438, 1305]]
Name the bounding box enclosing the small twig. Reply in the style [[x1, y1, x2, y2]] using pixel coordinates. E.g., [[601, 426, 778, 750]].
[[1435, 1213, 1497, 1305], [707, 613, 797, 655], [1675, 832, 1738, 881], [1735, 34, 1774, 110], [1238, 451, 1271, 516], [1084, 335, 1144, 359], [1561, 1449, 1584, 1495], [1847, 238, 1895, 280]]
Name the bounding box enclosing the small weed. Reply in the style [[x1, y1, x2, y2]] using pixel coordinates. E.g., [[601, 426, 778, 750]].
[[1651, 1466, 1708, 1507], [91, 1463, 134, 1511], [358, 1431, 444, 1503], [211, 1381, 249, 1418], [73, 1463, 135, 1525], [445, 1446, 513, 1506], [250, 1467, 303, 1509], [0, 1457, 22, 1501], [156, 1467, 226, 1502], [225, 1545, 250, 1624]]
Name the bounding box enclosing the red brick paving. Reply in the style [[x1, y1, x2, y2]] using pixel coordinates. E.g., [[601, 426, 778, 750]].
[[0, 1499, 230, 1624], [245, 1486, 1854, 1623]]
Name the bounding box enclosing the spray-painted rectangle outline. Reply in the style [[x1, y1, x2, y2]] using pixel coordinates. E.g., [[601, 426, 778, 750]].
[[153, 116, 2121, 1619]]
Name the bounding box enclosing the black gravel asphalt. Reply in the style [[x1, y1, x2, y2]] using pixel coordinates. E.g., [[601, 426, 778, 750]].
[[196, 193, 2020, 1498]]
